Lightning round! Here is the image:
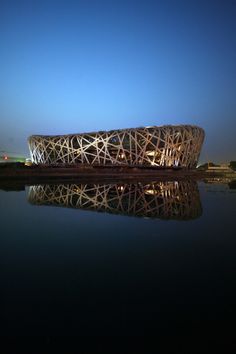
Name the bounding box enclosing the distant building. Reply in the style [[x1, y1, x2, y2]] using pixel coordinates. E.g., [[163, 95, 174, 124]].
[[28, 125, 205, 168], [206, 163, 234, 173], [0, 153, 26, 163]]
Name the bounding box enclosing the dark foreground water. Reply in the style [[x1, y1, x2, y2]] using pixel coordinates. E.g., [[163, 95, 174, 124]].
[[0, 179, 236, 341]]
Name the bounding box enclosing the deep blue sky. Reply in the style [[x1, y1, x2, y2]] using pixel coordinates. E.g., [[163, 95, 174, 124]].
[[0, 0, 235, 162]]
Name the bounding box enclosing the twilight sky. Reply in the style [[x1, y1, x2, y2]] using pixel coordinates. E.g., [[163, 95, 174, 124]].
[[0, 0, 235, 162]]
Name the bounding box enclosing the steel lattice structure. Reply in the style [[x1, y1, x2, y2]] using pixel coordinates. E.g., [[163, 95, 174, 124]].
[[28, 180, 202, 220], [28, 125, 204, 168]]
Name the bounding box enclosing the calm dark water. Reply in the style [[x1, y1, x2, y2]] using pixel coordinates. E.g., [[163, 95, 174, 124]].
[[0, 180, 236, 339]]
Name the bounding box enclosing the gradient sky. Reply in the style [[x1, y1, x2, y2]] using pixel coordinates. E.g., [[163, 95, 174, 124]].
[[0, 0, 235, 162]]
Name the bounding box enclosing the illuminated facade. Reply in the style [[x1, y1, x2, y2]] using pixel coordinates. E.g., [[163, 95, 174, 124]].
[[28, 125, 204, 168], [28, 180, 202, 220]]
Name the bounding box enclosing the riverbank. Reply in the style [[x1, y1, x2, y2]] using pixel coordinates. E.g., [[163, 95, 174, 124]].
[[0, 162, 235, 186], [0, 162, 235, 192], [0, 162, 209, 180]]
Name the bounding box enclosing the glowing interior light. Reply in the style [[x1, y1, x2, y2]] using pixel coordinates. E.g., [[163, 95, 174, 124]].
[[118, 185, 124, 191], [145, 189, 155, 195], [146, 151, 155, 156]]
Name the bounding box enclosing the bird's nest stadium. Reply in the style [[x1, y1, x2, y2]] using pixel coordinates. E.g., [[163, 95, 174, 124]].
[[28, 125, 204, 168]]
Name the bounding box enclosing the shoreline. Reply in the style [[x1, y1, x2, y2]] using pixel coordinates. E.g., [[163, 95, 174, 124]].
[[0, 163, 235, 190], [0, 162, 210, 180]]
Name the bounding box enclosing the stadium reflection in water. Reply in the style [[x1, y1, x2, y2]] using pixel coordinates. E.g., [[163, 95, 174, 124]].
[[28, 180, 202, 220]]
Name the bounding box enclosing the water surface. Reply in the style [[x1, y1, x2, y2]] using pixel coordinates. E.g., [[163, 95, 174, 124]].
[[0, 179, 235, 337]]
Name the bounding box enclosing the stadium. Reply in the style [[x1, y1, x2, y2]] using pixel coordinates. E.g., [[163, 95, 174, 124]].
[[28, 125, 204, 168]]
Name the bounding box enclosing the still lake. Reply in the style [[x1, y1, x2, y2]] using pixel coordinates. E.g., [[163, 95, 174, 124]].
[[0, 179, 236, 337]]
